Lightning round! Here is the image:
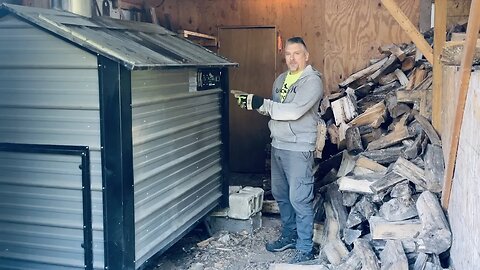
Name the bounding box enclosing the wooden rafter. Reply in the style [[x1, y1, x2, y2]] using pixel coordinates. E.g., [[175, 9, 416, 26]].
[[432, 0, 447, 132], [381, 0, 434, 64], [441, 0, 480, 209]]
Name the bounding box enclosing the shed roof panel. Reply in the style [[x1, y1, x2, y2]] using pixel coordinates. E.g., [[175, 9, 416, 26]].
[[0, 4, 236, 70]]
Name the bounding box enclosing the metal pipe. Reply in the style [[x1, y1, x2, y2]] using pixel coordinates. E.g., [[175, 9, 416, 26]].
[[51, 0, 92, 18]]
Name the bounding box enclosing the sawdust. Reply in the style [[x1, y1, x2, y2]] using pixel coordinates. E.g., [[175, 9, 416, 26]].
[[152, 216, 296, 270]]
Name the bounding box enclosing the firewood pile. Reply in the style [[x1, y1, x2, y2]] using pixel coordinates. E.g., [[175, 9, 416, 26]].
[[311, 43, 451, 269]]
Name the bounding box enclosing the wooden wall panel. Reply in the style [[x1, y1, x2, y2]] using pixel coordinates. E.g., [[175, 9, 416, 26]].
[[324, 0, 420, 92], [447, 70, 480, 269], [153, 0, 418, 94], [447, 0, 472, 27]]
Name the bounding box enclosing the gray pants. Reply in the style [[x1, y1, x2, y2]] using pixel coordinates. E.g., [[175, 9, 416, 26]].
[[271, 147, 314, 253]]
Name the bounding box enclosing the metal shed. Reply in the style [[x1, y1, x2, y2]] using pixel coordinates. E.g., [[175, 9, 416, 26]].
[[0, 3, 236, 270]]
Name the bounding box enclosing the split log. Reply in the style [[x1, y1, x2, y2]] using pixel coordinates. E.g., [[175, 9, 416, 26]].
[[336, 252, 362, 270], [355, 156, 387, 173], [343, 228, 362, 245], [424, 144, 444, 190], [401, 56, 416, 71], [346, 126, 364, 154], [369, 216, 422, 240], [396, 89, 426, 105], [315, 168, 339, 191], [373, 81, 402, 95], [413, 73, 432, 92], [321, 191, 349, 265], [413, 68, 427, 88], [366, 122, 412, 151], [368, 54, 400, 82], [354, 82, 375, 99], [347, 196, 377, 228], [414, 49, 423, 62], [402, 132, 425, 159], [315, 151, 342, 180], [370, 172, 406, 193], [349, 101, 386, 128], [379, 197, 418, 221], [400, 239, 417, 253], [319, 98, 330, 116], [315, 120, 327, 158], [413, 253, 428, 270], [338, 122, 349, 149], [380, 240, 408, 270], [342, 192, 359, 207], [392, 157, 442, 193], [362, 145, 405, 164], [352, 166, 375, 176], [346, 208, 364, 228], [329, 92, 345, 101], [412, 113, 441, 146], [416, 191, 452, 254], [327, 124, 340, 146], [353, 239, 380, 270], [337, 151, 356, 177], [394, 69, 409, 86], [390, 103, 411, 119], [378, 72, 399, 86], [332, 96, 358, 125], [371, 190, 389, 203], [405, 71, 416, 91], [338, 175, 375, 194], [358, 125, 384, 144], [379, 44, 406, 61], [390, 181, 412, 198], [339, 57, 389, 88], [313, 223, 325, 245]]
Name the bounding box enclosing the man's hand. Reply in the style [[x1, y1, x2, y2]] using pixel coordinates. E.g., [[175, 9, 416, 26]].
[[231, 90, 264, 110]]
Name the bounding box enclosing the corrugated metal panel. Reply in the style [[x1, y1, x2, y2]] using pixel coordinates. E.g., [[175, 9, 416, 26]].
[[131, 69, 223, 267], [0, 152, 85, 269], [1, 3, 237, 70], [0, 16, 104, 270]]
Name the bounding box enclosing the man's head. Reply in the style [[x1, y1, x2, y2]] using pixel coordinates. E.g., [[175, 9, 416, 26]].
[[285, 37, 309, 73]]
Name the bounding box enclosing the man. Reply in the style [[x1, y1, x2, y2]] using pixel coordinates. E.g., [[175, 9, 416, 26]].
[[235, 37, 324, 263]]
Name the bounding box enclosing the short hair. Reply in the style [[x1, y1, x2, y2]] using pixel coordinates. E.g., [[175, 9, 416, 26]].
[[286, 37, 307, 50]]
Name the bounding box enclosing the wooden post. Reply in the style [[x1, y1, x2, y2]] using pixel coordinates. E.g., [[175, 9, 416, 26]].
[[432, 0, 447, 132], [441, 0, 480, 209], [381, 0, 434, 64]]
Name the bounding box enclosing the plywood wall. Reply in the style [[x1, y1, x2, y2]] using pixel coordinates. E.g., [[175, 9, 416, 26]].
[[150, 0, 419, 94], [447, 0, 472, 27], [446, 69, 480, 269], [323, 0, 419, 92]]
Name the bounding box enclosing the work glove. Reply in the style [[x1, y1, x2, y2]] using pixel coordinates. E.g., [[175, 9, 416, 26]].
[[231, 90, 264, 110]]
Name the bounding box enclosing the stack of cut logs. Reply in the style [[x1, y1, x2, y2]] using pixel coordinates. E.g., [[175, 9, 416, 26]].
[[311, 43, 451, 269]]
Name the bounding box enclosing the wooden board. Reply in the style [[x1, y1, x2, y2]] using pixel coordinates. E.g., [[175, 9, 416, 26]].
[[441, 66, 460, 164], [219, 27, 276, 172], [448, 70, 480, 269]]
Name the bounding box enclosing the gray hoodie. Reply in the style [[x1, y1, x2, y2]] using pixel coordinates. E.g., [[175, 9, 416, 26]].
[[258, 65, 324, 151]]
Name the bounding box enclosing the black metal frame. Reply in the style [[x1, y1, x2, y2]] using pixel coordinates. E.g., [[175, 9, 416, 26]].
[[220, 67, 230, 208], [0, 143, 93, 270], [98, 56, 135, 270]]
